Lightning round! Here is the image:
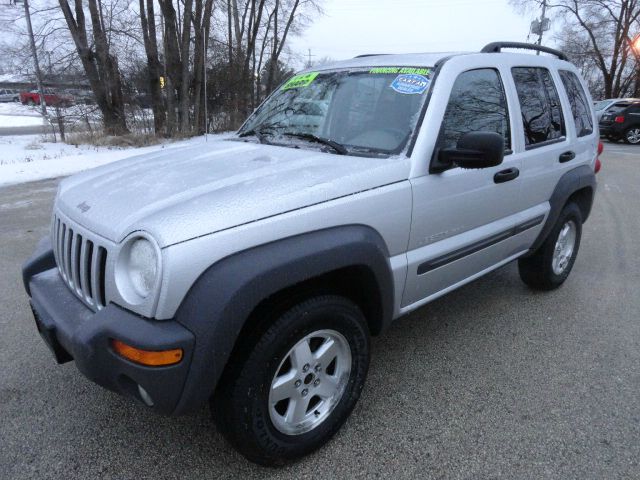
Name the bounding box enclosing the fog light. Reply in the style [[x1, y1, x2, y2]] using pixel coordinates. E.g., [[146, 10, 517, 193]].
[[137, 384, 154, 407], [111, 339, 183, 366]]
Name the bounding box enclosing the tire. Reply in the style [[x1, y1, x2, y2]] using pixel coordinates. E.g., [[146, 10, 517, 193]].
[[518, 203, 582, 291], [212, 295, 370, 466], [623, 127, 640, 144]]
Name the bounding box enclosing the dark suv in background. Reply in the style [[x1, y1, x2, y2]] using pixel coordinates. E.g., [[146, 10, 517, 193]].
[[599, 101, 640, 144]]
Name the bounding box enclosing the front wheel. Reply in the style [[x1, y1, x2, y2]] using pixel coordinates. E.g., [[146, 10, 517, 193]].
[[518, 203, 582, 290], [624, 127, 640, 144], [212, 295, 370, 466]]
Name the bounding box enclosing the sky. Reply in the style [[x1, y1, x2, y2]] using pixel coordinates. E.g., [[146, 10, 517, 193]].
[[289, 0, 543, 65]]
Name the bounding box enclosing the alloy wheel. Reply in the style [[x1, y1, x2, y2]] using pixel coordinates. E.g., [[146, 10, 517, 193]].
[[268, 329, 352, 435], [552, 220, 577, 275]]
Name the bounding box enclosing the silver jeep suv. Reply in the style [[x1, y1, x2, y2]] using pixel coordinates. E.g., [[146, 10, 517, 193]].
[[23, 42, 601, 465]]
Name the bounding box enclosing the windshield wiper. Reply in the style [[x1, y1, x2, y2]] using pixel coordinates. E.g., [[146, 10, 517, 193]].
[[238, 128, 272, 144], [280, 132, 348, 155]]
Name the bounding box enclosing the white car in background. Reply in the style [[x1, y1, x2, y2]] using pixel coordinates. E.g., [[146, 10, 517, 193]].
[[0, 88, 20, 102]]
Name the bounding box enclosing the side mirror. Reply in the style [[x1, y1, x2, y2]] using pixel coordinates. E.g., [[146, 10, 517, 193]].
[[436, 132, 505, 170]]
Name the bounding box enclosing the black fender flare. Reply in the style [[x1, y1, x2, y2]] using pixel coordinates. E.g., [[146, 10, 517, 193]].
[[172, 225, 394, 414], [528, 164, 596, 254]]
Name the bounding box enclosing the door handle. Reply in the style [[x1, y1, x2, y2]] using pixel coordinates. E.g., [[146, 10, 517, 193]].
[[494, 167, 520, 183], [559, 151, 576, 163]]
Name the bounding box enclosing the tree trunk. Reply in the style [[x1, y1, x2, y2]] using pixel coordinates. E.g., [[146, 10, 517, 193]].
[[58, 0, 128, 135], [266, 0, 300, 94], [178, 0, 193, 133], [140, 0, 166, 136], [193, 0, 214, 134]]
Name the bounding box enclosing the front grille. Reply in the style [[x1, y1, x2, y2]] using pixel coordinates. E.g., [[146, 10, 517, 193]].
[[52, 214, 108, 310]]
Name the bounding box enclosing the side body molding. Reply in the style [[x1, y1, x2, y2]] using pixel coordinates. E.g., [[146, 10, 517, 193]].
[[172, 225, 394, 414], [527, 164, 596, 255]]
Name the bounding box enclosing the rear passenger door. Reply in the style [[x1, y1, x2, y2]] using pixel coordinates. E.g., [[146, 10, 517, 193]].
[[557, 69, 596, 168], [510, 67, 580, 218]]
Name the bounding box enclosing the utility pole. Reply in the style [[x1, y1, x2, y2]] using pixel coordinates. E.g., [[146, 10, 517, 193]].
[[528, 0, 551, 55], [23, 0, 47, 117], [306, 48, 315, 68], [537, 0, 548, 49]]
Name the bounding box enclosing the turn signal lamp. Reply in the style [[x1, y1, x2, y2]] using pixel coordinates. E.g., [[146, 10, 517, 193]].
[[111, 339, 183, 366]]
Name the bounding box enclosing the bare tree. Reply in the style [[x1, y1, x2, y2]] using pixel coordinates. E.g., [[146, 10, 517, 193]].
[[23, 0, 48, 118], [139, 0, 165, 135], [59, 0, 129, 135], [512, 0, 640, 98]]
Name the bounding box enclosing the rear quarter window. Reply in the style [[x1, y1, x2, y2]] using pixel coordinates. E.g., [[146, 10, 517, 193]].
[[512, 67, 565, 147], [559, 70, 593, 137]]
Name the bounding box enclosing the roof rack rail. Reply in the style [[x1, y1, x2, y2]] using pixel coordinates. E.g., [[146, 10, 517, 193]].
[[353, 53, 391, 58], [480, 42, 568, 61]]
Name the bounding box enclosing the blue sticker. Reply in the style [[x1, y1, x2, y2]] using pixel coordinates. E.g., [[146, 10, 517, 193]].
[[390, 74, 430, 95]]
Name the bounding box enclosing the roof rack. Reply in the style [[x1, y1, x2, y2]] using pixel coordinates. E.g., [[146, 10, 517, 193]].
[[480, 42, 568, 61], [353, 54, 391, 58]]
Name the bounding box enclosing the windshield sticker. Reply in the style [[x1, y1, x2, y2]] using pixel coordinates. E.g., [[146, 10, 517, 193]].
[[390, 74, 430, 95], [369, 67, 431, 75], [281, 72, 319, 91]]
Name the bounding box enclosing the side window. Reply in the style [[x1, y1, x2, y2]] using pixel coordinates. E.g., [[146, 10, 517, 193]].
[[559, 70, 593, 137], [512, 67, 565, 146], [438, 68, 511, 151]]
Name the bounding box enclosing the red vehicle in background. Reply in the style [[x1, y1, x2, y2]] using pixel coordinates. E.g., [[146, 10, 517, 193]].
[[20, 88, 73, 107]]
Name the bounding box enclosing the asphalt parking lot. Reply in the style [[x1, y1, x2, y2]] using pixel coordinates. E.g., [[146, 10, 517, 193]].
[[1, 142, 639, 479]]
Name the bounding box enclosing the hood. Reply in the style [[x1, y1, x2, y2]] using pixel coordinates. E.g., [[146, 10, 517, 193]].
[[56, 139, 410, 247]]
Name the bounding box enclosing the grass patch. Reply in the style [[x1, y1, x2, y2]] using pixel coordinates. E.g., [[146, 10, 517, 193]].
[[65, 131, 163, 148]]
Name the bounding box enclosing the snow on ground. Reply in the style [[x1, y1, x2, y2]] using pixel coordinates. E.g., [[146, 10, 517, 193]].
[[0, 102, 99, 117], [0, 115, 45, 128], [0, 132, 232, 187], [0, 102, 41, 117], [0, 102, 47, 127]]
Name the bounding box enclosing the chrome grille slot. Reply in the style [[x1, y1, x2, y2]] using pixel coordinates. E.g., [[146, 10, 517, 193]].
[[97, 246, 107, 307], [51, 214, 108, 310]]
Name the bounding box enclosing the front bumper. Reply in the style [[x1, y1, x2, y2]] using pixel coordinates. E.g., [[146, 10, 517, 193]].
[[23, 238, 195, 415]]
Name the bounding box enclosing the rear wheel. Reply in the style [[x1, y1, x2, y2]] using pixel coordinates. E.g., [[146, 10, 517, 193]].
[[212, 295, 370, 466], [518, 203, 582, 290], [624, 127, 640, 144]]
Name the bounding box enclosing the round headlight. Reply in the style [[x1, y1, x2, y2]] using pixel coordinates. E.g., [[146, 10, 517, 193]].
[[127, 238, 158, 298]]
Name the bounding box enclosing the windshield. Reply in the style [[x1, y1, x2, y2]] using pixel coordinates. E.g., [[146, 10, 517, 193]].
[[238, 67, 433, 156], [594, 100, 614, 111]]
